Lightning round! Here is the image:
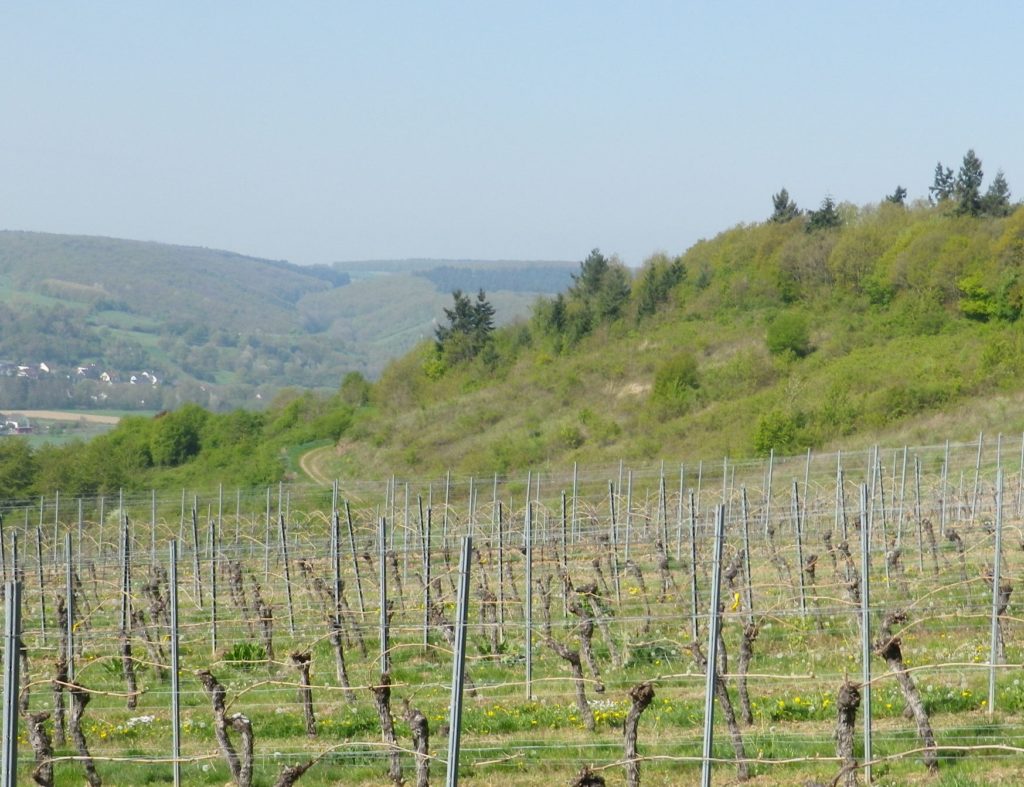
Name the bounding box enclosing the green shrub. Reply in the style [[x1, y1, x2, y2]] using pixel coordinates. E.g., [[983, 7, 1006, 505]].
[[752, 409, 803, 455], [339, 371, 372, 406], [650, 351, 700, 415], [556, 423, 585, 449], [766, 312, 812, 357]]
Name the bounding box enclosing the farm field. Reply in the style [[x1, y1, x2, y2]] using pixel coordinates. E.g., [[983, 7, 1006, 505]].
[[0, 410, 124, 448], [3, 440, 1024, 785]]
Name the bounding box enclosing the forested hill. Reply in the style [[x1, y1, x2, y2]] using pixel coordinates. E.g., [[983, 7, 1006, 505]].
[[0, 232, 566, 411], [336, 189, 1024, 478], [5, 153, 1024, 498]]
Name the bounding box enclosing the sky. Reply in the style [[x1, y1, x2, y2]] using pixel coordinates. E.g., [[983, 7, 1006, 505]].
[[2, 2, 1022, 268]]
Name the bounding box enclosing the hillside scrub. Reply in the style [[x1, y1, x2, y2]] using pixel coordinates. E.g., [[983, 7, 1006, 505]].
[[342, 201, 1024, 474], [5, 196, 1024, 492]]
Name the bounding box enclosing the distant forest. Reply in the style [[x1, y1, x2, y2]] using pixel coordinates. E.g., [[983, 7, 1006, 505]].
[[415, 264, 575, 294]]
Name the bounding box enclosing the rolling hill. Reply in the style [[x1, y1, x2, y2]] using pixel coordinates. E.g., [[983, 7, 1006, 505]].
[[314, 199, 1024, 479], [0, 231, 574, 411], [8, 195, 1024, 498]]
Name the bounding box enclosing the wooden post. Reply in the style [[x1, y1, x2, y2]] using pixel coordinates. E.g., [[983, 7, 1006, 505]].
[[792, 481, 807, 618], [608, 482, 622, 604], [345, 500, 365, 616], [279, 514, 295, 637], [379, 517, 389, 673], [191, 503, 203, 608], [35, 525, 46, 645]]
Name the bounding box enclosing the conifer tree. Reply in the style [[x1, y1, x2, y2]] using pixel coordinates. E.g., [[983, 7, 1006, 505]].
[[770, 188, 801, 223]]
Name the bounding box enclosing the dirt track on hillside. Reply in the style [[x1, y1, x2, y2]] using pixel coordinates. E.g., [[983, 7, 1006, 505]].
[[11, 410, 122, 424], [299, 444, 336, 486]]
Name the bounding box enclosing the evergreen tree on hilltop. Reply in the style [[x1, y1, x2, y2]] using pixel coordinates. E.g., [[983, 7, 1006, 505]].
[[931, 150, 1014, 217], [982, 170, 1013, 217], [471, 288, 495, 343], [929, 162, 955, 203], [885, 185, 908, 205], [954, 149, 985, 216], [571, 249, 610, 299], [568, 248, 631, 321], [770, 188, 801, 223], [435, 288, 496, 363], [806, 195, 842, 232]]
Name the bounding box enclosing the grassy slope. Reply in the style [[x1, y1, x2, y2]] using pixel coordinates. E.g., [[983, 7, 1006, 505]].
[[317, 202, 1024, 480]]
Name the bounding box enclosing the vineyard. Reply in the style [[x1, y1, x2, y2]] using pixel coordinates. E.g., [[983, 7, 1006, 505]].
[[3, 438, 1024, 785]]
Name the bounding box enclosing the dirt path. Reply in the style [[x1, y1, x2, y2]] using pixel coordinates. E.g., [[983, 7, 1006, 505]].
[[11, 409, 122, 424], [298, 444, 337, 486]]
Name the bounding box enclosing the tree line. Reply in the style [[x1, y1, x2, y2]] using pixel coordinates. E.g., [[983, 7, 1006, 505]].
[[771, 148, 1014, 228]]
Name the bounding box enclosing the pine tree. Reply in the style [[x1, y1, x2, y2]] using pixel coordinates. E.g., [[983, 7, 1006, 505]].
[[982, 170, 1012, 217], [471, 289, 496, 346], [806, 195, 842, 232], [770, 188, 801, 223], [954, 149, 984, 216], [435, 289, 495, 363], [929, 162, 955, 203], [885, 185, 908, 205], [570, 249, 610, 299]]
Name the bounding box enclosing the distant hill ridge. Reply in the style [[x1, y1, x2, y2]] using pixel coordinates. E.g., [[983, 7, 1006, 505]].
[[0, 231, 575, 411]]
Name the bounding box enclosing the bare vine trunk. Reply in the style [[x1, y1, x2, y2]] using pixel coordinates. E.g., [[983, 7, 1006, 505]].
[[404, 699, 431, 787], [24, 710, 54, 787], [736, 621, 760, 726], [624, 681, 655, 787], [834, 680, 860, 787], [69, 685, 102, 787], [291, 651, 317, 737], [197, 669, 255, 787], [875, 610, 938, 773], [688, 641, 749, 782], [370, 672, 403, 786]]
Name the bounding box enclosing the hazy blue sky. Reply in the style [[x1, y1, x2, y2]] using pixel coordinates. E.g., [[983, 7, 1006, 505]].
[[2, 3, 1021, 267]]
